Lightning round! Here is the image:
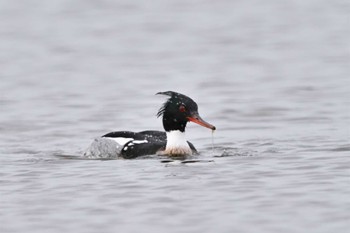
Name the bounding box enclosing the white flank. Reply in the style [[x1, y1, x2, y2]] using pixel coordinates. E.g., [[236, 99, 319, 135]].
[[126, 140, 149, 146], [133, 140, 148, 144], [106, 137, 133, 146], [165, 130, 192, 155], [121, 139, 148, 152]]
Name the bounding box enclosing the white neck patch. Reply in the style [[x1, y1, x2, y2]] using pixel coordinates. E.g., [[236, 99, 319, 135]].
[[164, 130, 192, 156]]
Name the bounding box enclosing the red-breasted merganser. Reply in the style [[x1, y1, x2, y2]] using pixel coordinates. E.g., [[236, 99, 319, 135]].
[[84, 91, 216, 159]]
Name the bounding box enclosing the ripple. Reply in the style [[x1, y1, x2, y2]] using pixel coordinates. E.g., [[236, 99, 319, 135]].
[[328, 145, 350, 152]]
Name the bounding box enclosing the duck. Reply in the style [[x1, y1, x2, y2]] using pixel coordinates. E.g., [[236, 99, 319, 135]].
[[84, 91, 216, 159]]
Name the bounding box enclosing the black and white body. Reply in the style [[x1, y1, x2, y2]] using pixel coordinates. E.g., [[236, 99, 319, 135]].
[[84, 91, 216, 159]]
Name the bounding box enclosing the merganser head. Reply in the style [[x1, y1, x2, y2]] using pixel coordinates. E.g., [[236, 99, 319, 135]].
[[156, 91, 216, 132]]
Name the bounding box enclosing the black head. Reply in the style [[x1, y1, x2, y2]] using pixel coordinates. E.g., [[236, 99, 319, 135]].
[[156, 91, 216, 132]]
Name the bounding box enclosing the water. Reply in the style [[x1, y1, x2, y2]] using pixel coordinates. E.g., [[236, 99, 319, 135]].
[[1, 0, 349, 232]]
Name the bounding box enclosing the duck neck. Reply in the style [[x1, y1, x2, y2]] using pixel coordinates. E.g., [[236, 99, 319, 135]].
[[165, 130, 192, 156], [162, 114, 187, 132]]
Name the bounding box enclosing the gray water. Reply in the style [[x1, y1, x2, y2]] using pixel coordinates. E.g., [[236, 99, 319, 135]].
[[1, 0, 349, 232]]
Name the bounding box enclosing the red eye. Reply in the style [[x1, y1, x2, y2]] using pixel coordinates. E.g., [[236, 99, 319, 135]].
[[179, 105, 186, 112]]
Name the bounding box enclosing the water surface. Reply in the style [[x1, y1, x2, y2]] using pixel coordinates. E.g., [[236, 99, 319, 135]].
[[1, 0, 349, 233]]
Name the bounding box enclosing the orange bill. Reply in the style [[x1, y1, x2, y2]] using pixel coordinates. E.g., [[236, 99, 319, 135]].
[[187, 113, 216, 130]]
